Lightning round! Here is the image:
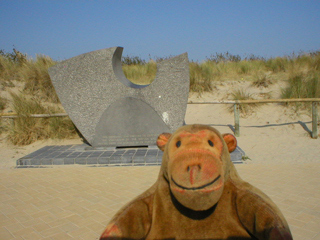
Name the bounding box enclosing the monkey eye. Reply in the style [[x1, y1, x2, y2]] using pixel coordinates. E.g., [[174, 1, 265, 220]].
[[176, 141, 181, 148], [208, 140, 214, 147]]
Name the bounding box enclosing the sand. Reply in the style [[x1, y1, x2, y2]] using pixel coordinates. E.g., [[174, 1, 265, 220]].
[[0, 79, 319, 168]]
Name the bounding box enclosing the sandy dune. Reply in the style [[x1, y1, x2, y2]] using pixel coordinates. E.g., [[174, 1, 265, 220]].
[[0, 80, 319, 168]]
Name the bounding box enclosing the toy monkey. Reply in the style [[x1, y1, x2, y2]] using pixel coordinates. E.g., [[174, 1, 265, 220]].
[[100, 124, 292, 239]]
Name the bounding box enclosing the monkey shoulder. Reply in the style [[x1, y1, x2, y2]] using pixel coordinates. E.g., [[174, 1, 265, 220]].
[[229, 180, 292, 240], [231, 180, 281, 218], [115, 190, 154, 224], [100, 189, 155, 239]]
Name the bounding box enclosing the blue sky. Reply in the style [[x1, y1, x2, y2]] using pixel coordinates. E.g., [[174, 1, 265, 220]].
[[1, 0, 319, 62]]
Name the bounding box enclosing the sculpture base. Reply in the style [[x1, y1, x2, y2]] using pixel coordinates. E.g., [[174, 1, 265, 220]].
[[16, 144, 245, 167]]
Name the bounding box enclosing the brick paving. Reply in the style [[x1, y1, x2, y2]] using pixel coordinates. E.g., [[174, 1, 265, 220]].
[[1, 163, 320, 239]]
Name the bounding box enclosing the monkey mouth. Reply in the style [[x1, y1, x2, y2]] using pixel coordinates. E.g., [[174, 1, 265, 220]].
[[171, 175, 221, 191]]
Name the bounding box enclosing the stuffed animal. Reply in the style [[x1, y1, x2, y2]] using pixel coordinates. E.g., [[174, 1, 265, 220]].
[[100, 124, 293, 239]]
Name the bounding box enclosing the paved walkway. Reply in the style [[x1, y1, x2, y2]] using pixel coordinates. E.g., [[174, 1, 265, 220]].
[[1, 163, 319, 240]]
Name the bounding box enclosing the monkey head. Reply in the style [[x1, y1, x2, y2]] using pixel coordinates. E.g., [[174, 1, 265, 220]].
[[157, 124, 237, 211]]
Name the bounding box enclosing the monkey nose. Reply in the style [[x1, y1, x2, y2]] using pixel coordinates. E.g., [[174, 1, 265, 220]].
[[187, 164, 201, 172], [187, 165, 201, 185]]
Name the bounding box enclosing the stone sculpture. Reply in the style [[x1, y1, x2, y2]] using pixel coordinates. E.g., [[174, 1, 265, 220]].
[[49, 47, 189, 147]]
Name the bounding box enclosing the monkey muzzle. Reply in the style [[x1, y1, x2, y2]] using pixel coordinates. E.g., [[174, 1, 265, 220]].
[[168, 151, 225, 211]]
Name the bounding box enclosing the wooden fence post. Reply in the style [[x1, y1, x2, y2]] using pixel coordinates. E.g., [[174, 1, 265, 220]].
[[234, 103, 240, 137], [312, 102, 318, 139]]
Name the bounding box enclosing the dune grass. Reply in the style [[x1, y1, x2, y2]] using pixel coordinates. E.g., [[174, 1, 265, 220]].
[[229, 88, 258, 116], [122, 60, 157, 85], [251, 72, 273, 88], [281, 70, 320, 110], [281, 71, 320, 99], [21, 55, 59, 103], [1, 49, 319, 145], [0, 50, 59, 103], [0, 96, 7, 111], [7, 92, 77, 145], [189, 61, 215, 92], [0, 55, 18, 89], [280, 51, 320, 100]]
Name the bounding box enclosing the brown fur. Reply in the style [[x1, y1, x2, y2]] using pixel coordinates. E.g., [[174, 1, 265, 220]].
[[100, 124, 292, 239]]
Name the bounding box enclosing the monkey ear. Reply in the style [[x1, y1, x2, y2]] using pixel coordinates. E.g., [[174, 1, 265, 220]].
[[222, 133, 237, 153], [156, 133, 172, 151]]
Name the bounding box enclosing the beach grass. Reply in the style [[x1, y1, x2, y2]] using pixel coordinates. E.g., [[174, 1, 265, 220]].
[[0, 49, 319, 145], [229, 88, 258, 116], [7, 92, 77, 145], [122, 60, 157, 85]]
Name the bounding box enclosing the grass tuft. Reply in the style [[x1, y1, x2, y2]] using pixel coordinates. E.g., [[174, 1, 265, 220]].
[[0, 55, 17, 89], [230, 89, 258, 116], [0, 96, 7, 111], [122, 60, 156, 85], [281, 70, 320, 110], [281, 71, 320, 99], [265, 57, 289, 73], [252, 72, 273, 88], [21, 55, 59, 103], [7, 92, 77, 145], [189, 62, 214, 93]]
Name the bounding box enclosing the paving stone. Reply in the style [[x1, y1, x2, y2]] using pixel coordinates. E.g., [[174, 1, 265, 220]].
[[86, 158, 98, 164], [98, 158, 109, 164], [88, 152, 103, 157], [121, 151, 135, 164], [17, 144, 245, 167], [75, 158, 86, 165], [52, 159, 64, 165], [30, 159, 42, 165], [17, 159, 31, 166], [63, 159, 75, 165], [145, 156, 158, 164], [100, 152, 114, 158]]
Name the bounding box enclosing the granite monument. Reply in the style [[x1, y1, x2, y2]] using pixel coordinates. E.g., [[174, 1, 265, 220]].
[[49, 47, 189, 147]]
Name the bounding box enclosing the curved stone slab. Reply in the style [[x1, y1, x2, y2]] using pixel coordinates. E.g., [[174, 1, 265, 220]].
[[93, 97, 171, 147], [48, 47, 189, 147]]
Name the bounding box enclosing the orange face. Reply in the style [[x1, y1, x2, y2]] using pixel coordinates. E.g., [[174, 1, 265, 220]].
[[157, 125, 237, 211]]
